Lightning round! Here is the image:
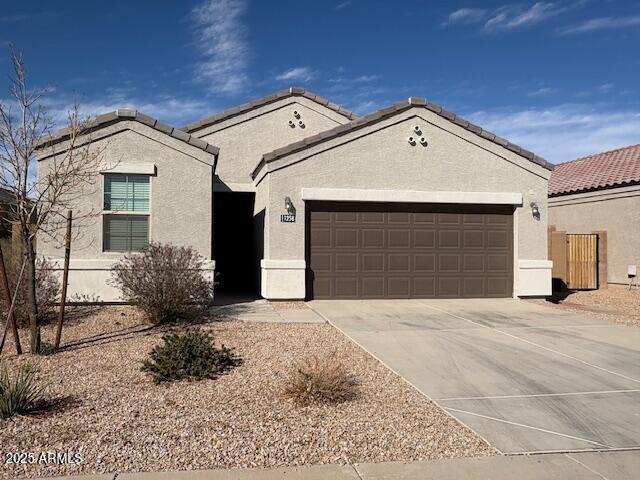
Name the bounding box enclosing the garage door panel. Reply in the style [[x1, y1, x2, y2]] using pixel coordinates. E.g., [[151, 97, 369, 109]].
[[415, 254, 436, 272], [361, 212, 385, 224], [362, 277, 384, 297], [487, 230, 510, 248], [414, 230, 436, 248], [388, 277, 411, 297], [388, 230, 411, 248], [362, 229, 384, 248], [335, 229, 358, 247], [414, 277, 436, 296], [463, 230, 485, 248], [362, 254, 384, 272], [335, 277, 358, 297], [464, 277, 485, 297], [414, 212, 436, 224], [438, 277, 462, 297], [439, 254, 461, 272], [388, 254, 411, 272], [335, 253, 358, 272], [308, 202, 513, 299], [439, 230, 461, 248]]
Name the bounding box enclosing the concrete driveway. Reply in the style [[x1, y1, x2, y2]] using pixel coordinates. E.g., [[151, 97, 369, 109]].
[[308, 298, 640, 454]]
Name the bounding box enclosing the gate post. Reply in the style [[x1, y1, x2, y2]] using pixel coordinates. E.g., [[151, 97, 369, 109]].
[[549, 228, 568, 291], [592, 230, 607, 289]]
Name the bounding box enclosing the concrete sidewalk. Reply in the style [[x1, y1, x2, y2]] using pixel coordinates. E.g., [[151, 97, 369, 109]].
[[37, 450, 640, 480]]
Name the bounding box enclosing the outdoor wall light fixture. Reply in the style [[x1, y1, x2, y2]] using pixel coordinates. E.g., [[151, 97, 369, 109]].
[[284, 196, 296, 215], [530, 201, 540, 219]]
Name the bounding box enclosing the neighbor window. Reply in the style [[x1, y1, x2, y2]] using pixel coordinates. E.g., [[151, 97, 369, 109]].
[[103, 174, 150, 252]]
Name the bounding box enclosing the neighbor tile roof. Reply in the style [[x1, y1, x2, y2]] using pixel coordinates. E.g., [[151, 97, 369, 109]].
[[35, 109, 220, 156], [549, 144, 640, 196], [252, 97, 552, 179], [182, 87, 358, 133]]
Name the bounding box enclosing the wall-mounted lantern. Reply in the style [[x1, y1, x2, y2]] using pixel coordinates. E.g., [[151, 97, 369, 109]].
[[530, 201, 540, 220]]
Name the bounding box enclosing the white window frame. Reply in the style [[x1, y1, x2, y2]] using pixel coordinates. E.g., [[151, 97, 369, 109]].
[[101, 173, 152, 253]]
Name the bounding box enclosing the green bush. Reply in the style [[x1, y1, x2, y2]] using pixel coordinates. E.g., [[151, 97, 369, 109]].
[[0, 362, 45, 418], [141, 330, 239, 383], [110, 242, 214, 324]]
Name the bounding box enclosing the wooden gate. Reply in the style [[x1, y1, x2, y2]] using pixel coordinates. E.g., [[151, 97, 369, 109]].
[[566, 234, 598, 289]]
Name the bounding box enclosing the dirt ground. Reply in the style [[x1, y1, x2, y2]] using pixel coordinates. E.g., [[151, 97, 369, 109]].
[[0, 307, 492, 479]]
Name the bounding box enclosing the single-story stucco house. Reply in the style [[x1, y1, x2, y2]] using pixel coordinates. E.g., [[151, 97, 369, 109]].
[[549, 144, 640, 286], [35, 88, 553, 302]]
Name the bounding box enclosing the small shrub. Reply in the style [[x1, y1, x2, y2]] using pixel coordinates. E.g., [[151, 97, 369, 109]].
[[110, 242, 213, 324], [4, 257, 61, 327], [38, 341, 56, 356], [0, 362, 45, 418], [283, 353, 358, 406], [141, 330, 239, 383]]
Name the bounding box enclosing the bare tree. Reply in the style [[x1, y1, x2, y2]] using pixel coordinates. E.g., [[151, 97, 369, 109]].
[[0, 48, 104, 353]]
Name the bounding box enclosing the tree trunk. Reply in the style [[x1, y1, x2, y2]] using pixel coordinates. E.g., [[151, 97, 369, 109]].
[[23, 235, 39, 353]]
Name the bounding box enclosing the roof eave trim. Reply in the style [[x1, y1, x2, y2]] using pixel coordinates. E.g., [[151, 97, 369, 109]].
[[35, 109, 220, 158], [183, 87, 359, 133], [254, 97, 553, 177]]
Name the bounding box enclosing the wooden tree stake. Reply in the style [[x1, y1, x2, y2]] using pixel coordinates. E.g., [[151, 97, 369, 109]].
[[0, 240, 21, 354], [54, 210, 72, 351]]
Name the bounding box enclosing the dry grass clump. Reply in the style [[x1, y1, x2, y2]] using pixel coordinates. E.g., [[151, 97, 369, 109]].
[[284, 353, 358, 406]]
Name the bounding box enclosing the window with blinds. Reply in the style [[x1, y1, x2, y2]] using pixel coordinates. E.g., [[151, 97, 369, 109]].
[[104, 175, 150, 212], [103, 174, 150, 252]]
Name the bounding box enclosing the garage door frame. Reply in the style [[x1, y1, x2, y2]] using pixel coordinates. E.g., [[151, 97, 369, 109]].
[[305, 201, 515, 299]]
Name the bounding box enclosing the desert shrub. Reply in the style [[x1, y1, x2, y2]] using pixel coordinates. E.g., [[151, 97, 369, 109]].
[[110, 242, 213, 324], [141, 330, 239, 383], [283, 353, 358, 406], [3, 257, 60, 327], [0, 362, 45, 418], [38, 341, 56, 356]]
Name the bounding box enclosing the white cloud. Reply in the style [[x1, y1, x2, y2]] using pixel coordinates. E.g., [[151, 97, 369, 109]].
[[527, 87, 557, 97], [275, 67, 318, 83], [465, 104, 640, 163], [335, 1, 353, 10], [444, 8, 487, 26], [191, 0, 249, 95], [558, 15, 640, 35], [485, 2, 565, 32], [40, 90, 213, 129], [446, 1, 587, 32]]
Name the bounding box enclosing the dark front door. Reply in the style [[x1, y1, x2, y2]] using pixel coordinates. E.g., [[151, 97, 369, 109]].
[[213, 191, 261, 294], [307, 202, 514, 299]]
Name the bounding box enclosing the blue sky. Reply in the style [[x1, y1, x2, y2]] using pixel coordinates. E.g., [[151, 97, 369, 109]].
[[1, 0, 638, 163]]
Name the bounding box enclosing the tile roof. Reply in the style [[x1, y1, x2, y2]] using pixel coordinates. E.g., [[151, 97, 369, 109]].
[[182, 87, 358, 133], [35, 109, 220, 156], [549, 144, 640, 196], [252, 97, 552, 179]]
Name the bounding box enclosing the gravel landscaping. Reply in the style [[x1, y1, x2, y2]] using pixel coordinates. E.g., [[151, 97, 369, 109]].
[[540, 287, 640, 327], [0, 307, 493, 479]]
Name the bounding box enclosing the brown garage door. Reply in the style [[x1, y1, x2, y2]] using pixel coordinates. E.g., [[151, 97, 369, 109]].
[[307, 202, 513, 299]]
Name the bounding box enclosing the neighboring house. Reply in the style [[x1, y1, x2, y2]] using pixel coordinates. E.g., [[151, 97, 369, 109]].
[[36, 87, 553, 301], [548, 144, 640, 286]]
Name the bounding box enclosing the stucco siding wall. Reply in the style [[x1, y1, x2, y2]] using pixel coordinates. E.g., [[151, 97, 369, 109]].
[[197, 97, 350, 189], [549, 186, 640, 285], [37, 122, 215, 301], [262, 110, 549, 263]]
